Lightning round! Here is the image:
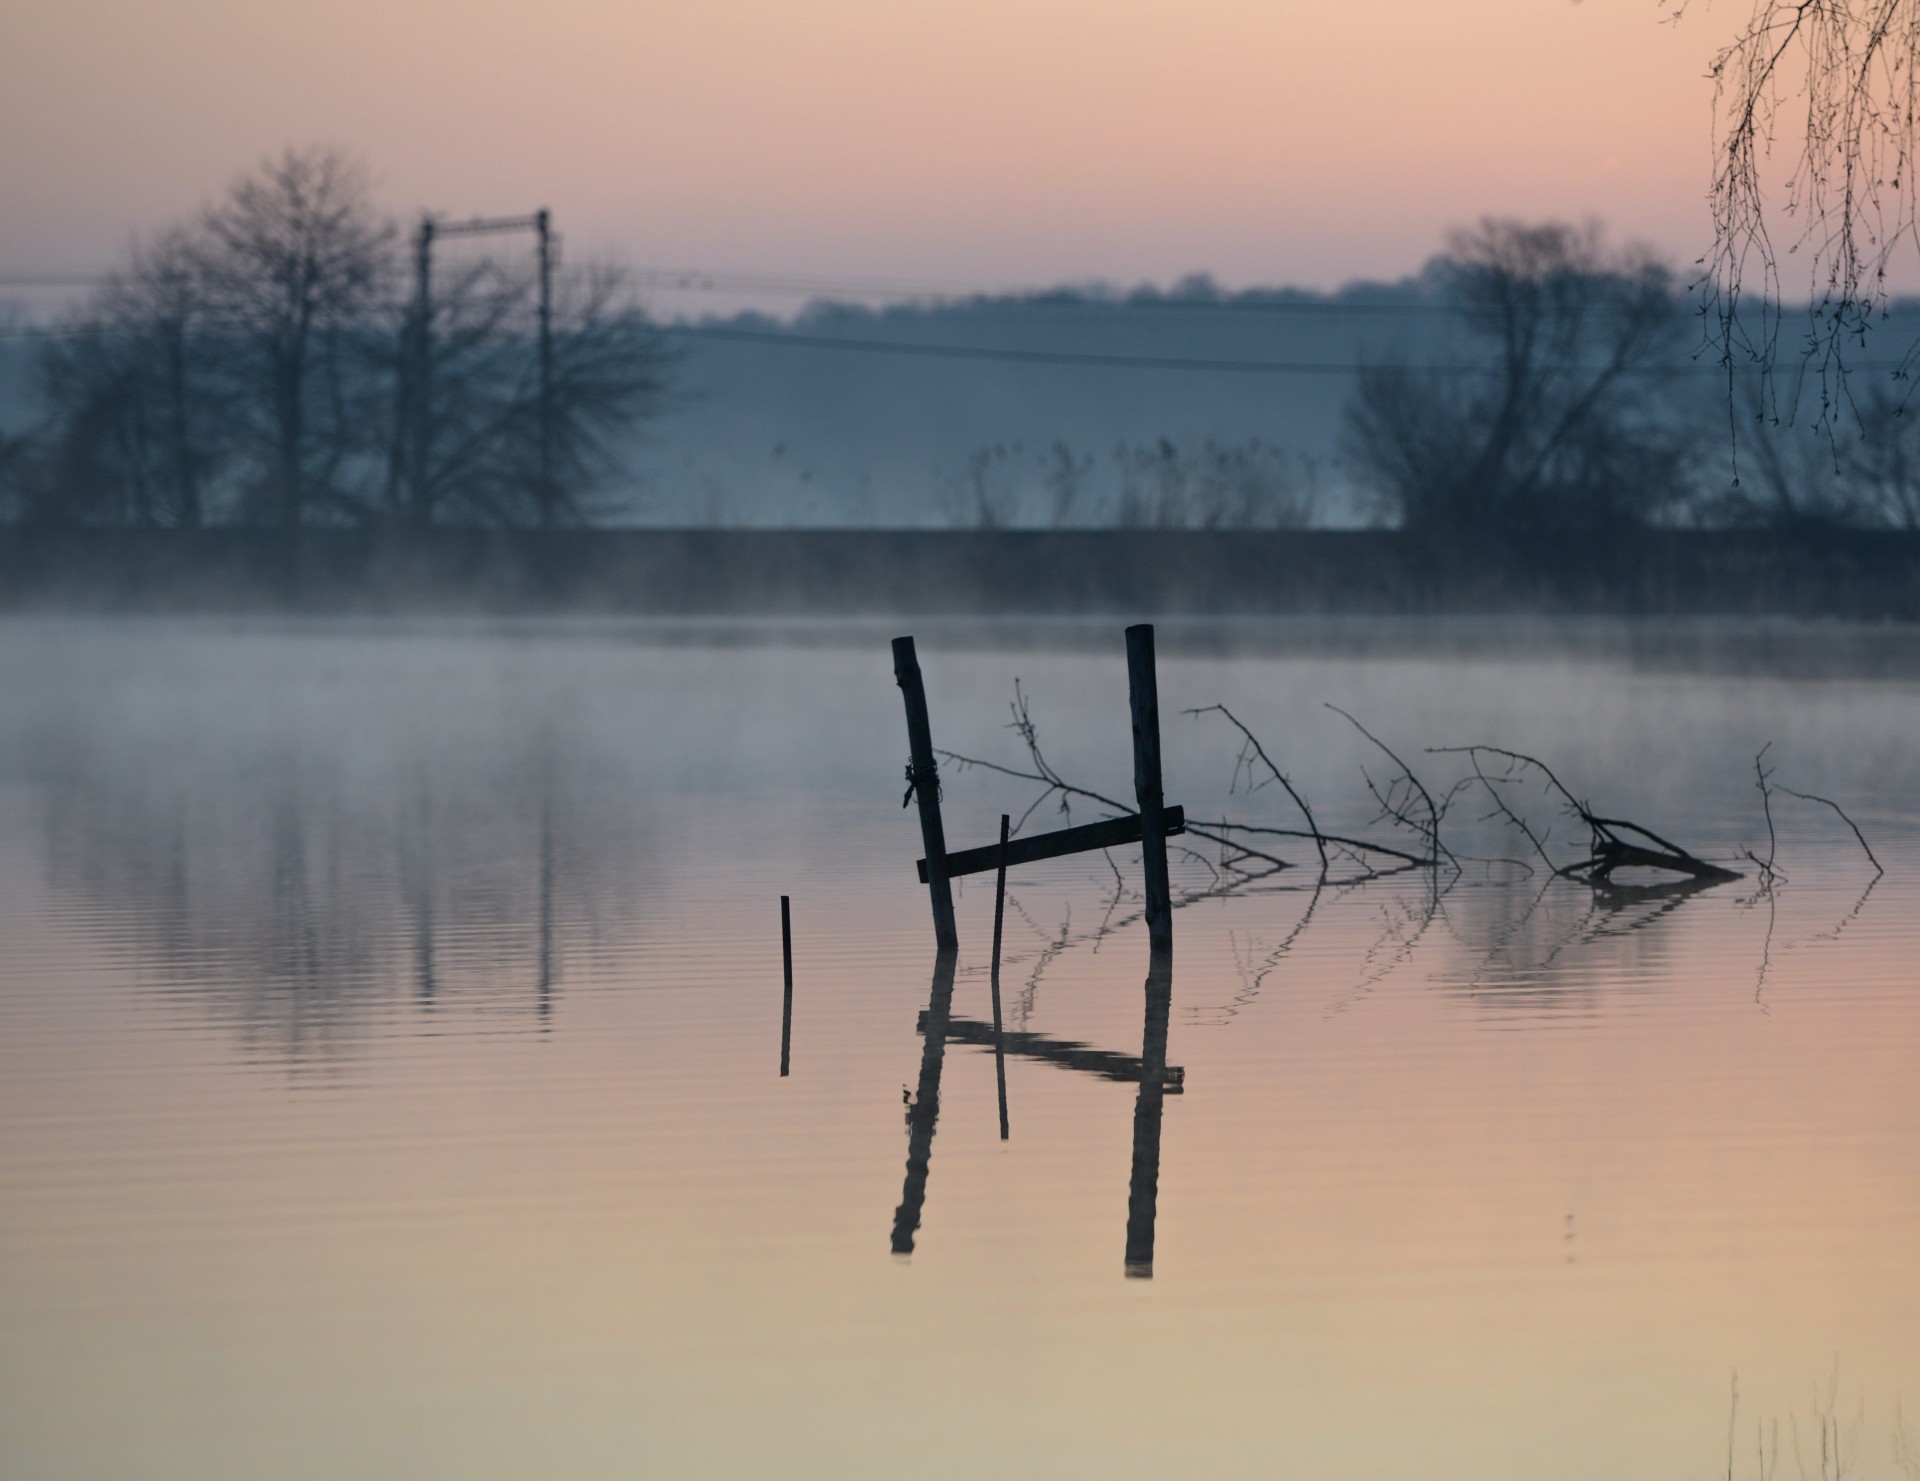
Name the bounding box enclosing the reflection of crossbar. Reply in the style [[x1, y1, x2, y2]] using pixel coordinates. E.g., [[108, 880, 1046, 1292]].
[[918, 1012, 1185, 1091], [917, 807, 1186, 884]]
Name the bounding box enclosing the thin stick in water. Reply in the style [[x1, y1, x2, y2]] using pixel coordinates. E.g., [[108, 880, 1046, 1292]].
[[780, 895, 794, 1077], [990, 814, 1011, 1140]]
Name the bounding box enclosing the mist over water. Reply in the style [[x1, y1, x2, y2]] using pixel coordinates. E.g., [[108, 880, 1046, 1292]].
[[2, 616, 1917, 1479]]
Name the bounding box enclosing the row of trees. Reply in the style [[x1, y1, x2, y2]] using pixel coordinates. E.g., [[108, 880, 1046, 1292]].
[[1346, 218, 1920, 538], [915, 220, 1920, 535], [936, 213, 1920, 534], [4, 148, 673, 529]]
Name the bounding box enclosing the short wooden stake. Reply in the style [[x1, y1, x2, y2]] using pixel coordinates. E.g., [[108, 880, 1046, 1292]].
[[893, 636, 959, 952], [1126, 624, 1173, 955], [779, 895, 793, 1077], [989, 813, 1011, 1141]]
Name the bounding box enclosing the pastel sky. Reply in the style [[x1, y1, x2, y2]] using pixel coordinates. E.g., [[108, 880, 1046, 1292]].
[[4, 0, 1732, 295]]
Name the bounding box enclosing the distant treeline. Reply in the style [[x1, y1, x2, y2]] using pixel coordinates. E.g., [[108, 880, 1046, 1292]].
[[910, 222, 1920, 536], [10, 154, 1920, 541]]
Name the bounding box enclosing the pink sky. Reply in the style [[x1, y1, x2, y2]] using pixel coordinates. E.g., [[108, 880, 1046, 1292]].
[[5, 0, 1729, 296]]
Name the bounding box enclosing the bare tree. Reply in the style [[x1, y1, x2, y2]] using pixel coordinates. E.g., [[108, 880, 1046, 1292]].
[[509, 263, 677, 526], [1845, 375, 1920, 525], [197, 146, 394, 527], [378, 257, 675, 528], [376, 254, 530, 528], [1343, 219, 1692, 539], [1699, 370, 1877, 526], [24, 231, 223, 527]]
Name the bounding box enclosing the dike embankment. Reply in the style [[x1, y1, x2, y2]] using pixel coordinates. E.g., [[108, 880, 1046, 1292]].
[[0, 528, 1916, 619]]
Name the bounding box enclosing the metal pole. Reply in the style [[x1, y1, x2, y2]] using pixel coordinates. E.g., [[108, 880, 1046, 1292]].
[[536, 208, 554, 527], [892, 636, 958, 951], [1126, 624, 1173, 955], [411, 214, 434, 525]]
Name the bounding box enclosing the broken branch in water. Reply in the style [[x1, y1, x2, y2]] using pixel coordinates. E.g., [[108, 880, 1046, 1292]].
[[943, 689, 1423, 890], [944, 688, 1887, 910], [1429, 744, 1743, 884], [1184, 703, 1451, 883]]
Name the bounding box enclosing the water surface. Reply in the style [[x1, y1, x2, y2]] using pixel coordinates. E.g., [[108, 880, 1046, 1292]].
[[1, 617, 1915, 1479]]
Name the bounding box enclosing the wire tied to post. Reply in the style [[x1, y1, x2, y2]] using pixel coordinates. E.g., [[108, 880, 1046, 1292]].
[[902, 760, 942, 808]]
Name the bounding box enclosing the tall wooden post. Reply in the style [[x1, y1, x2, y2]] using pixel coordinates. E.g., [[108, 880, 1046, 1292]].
[[989, 813, 1011, 1141], [893, 636, 958, 952], [1126, 624, 1173, 955]]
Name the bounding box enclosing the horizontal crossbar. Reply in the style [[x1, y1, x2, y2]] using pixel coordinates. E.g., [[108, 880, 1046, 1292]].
[[917, 805, 1185, 883], [924, 1013, 1185, 1090]]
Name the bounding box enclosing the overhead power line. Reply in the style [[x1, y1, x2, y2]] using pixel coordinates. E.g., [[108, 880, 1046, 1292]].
[[0, 264, 1460, 315], [662, 322, 1737, 377], [0, 313, 1868, 378]]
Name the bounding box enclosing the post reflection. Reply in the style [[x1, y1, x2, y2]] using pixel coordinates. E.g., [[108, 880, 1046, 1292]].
[[891, 948, 958, 1256], [893, 946, 1181, 1277], [1125, 947, 1174, 1278]]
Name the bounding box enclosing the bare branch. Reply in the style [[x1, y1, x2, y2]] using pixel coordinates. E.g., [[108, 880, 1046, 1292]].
[[1326, 704, 1453, 867], [1776, 782, 1886, 874], [1185, 704, 1329, 873]]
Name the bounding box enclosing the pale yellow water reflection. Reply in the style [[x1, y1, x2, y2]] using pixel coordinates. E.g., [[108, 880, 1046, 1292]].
[[0, 618, 1915, 1479]]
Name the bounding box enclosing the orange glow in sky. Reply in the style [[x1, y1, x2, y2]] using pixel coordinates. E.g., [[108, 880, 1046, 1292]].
[[4, 0, 1725, 290]]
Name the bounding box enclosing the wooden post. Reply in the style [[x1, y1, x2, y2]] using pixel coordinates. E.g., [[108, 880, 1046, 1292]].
[[989, 814, 1011, 1141], [779, 895, 793, 1077], [1126, 624, 1173, 955], [893, 636, 959, 951]]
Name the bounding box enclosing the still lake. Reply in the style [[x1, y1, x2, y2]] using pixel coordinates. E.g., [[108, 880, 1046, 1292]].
[[1, 616, 1915, 1480]]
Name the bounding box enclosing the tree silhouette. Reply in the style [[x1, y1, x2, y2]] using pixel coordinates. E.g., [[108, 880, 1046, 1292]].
[[198, 147, 393, 528], [1343, 219, 1691, 539]]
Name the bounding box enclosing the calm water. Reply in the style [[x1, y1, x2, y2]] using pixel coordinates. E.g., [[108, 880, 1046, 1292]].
[[1, 617, 1916, 1479]]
